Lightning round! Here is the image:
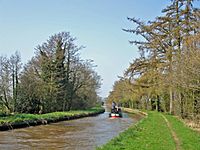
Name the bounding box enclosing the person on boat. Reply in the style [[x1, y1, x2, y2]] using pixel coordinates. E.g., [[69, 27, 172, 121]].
[[111, 101, 116, 113], [115, 103, 121, 112]]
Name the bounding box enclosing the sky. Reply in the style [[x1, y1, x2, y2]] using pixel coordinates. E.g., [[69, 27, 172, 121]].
[[0, 0, 190, 98]]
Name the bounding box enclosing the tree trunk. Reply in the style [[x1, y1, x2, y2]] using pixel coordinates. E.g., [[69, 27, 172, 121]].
[[157, 95, 160, 112], [12, 71, 16, 112], [3, 89, 11, 113], [179, 92, 184, 118], [14, 67, 19, 112], [169, 88, 173, 114]]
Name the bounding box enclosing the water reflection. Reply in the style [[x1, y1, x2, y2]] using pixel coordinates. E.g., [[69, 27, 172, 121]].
[[0, 110, 140, 150]]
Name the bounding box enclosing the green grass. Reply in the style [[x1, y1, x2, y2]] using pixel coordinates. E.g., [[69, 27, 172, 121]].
[[97, 111, 200, 150], [97, 111, 176, 150], [165, 114, 200, 150], [0, 107, 104, 125]]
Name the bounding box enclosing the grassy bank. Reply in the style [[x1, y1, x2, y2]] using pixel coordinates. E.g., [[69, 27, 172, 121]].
[[0, 107, 104, 131], [97, 111, 200, 150]]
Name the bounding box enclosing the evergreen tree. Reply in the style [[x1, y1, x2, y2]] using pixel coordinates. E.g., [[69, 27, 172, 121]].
[[54, 39, 67, 111]]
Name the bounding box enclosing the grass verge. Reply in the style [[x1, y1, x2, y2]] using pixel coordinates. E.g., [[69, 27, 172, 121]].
[[97, 111, 176, 150]]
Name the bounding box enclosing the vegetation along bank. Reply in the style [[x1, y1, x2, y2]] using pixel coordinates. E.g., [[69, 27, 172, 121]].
[[0, 32, 102, 115], [0, 107, 104, 131]]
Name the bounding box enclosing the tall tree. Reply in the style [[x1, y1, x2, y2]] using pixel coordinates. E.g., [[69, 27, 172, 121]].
[[32, 32, 100, 112], [9, 51, 22, 112], [0, 56, 12, 112]]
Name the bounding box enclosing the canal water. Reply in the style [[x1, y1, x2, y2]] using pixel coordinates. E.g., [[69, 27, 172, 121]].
[[0, 109, 141, 150]]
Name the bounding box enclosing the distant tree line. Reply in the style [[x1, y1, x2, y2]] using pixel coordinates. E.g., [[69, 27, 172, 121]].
[[0, 32, 101, 114], [108, 0, 200, 121]]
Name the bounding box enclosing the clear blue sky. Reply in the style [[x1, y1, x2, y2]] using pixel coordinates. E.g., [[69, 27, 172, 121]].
[[0, 0, 193, 98]]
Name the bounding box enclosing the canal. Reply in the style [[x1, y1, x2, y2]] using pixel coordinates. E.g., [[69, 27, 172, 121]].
[[0, 109, 141, 150]]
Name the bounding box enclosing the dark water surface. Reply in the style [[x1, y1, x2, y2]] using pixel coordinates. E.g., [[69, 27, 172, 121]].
[[0, 109, 140, 150]]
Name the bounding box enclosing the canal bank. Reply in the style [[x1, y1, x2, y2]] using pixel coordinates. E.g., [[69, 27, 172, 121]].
[[0, 107, 105, 131], [97, 110, 200, 150]]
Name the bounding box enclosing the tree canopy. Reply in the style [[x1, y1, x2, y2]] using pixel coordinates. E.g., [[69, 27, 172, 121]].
[[0, 32, 101, 114]]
